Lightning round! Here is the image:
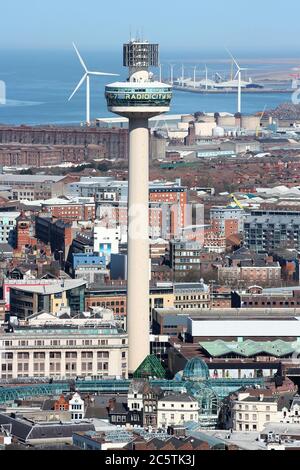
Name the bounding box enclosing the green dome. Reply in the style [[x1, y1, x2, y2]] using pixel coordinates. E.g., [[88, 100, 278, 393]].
[[183, 358, 209, 382]]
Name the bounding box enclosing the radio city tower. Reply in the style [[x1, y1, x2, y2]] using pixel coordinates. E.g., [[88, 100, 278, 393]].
[[105, 39, 172, 373]]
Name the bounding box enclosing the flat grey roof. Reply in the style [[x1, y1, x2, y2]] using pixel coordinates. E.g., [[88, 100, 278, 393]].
[[154, 307, 300, 319], [0, 175, 65, 183], [11, 279, 86, 295]]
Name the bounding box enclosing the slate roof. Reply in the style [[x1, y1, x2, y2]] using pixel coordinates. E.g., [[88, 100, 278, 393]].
[[159, 393, 197, 403], [0, 413, 94, 442]]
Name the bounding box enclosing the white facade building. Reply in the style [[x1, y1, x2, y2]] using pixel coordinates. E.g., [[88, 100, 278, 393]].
[[232, 392, 300, 432], [0, 212, 20, 245], [157, 394, 199, 428], [69, 393, 85, 421], [0, 316, 128, 380], [93, 226, 121, 264]]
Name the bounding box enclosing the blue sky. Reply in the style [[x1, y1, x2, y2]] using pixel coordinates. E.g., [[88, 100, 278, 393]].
[[1, 0, 300, 54]]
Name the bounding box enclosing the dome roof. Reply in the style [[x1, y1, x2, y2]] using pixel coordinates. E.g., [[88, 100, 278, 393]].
[[182, 358, 209, 382]]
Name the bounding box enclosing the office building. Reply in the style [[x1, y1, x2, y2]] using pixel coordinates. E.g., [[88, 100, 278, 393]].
[[0, 313, 128, 380], [244, 209, 300, 253]]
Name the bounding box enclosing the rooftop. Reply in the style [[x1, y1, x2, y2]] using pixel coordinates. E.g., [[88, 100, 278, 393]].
[[159, 393, 197, 403], [0, 175, 65, 184], [155, 307, 300, 320], [4, 325, 126, 336], [199, 339, 300, 358], [9, 279, 87, 295]]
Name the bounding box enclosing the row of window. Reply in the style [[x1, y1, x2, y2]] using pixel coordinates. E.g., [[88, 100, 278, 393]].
[[2, 339, 117, 347], [2, 351, 112, 359]]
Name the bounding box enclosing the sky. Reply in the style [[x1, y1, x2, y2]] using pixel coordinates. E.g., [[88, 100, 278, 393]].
[[1, 0, 300, 55]]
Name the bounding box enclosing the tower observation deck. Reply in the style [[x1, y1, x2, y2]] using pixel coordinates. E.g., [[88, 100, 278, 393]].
[[106, 40, 172, 118], [105, 40, 173, 374]]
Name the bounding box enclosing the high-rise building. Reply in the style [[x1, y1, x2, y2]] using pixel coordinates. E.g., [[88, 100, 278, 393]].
[[244, 209, 300, 253], [105, 39, 172, 373]]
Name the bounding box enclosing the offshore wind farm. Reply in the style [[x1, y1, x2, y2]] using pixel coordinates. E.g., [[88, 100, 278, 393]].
[[0, 47, 298, 126]]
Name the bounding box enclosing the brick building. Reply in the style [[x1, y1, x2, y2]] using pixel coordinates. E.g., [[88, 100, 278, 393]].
[[0, 126, 129, 160], [0, 144, 85, 167]]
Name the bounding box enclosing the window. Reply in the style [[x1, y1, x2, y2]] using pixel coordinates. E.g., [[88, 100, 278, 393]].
[[266, 415, 270, 421]]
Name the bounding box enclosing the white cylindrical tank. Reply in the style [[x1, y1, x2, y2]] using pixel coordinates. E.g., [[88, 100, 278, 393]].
[[196, 115, 215, 123], [194, 121, 216, 137], [212, 126, 225, 137], [240, 115, 261, 131], [217, 115, 236, 127], [178, 122, 189, 131], [181, 114, 195, 123]]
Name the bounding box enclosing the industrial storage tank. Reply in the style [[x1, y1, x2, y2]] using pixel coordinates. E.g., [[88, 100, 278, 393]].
[[240, 115, 261, 131], [178, 122, 190, 130], [196, 115, 216, 123], [212, 126, 225, 137], [194, 121, 216, 137], [181, 114, 195, 123], [217, 115, 236, 127]]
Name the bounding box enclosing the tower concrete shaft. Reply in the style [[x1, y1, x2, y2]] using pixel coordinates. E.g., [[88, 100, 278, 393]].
[[127, 118, 150, 372], [105, 39, 172, 375]]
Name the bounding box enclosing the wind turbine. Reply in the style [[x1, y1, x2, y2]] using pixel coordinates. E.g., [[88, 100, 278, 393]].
[[181, 64, 185, 86], [226, 48, 248, 114], [169, 64, 175, 85], [69, 43, 118, 126], [193, 66, 197, 89], [159, 63, 163, 82]]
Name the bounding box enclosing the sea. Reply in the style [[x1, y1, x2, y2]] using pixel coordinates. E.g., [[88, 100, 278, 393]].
[[0, 49, 298, 126]]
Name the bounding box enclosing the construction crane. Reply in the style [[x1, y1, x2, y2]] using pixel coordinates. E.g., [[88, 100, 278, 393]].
[[228, 193, 248, 210]]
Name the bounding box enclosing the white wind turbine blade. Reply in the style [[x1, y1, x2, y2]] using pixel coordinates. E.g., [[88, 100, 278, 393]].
[[226, 48, 240, 71], [73, 42, 88, 72], [68, 73, 87, 101], [89, 71, 119, 77]]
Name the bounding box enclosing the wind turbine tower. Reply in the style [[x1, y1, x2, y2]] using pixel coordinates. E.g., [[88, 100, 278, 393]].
[[193, 66, 197, 89], [205, 65, 208, 91], [226, 49, 248, 114], [170, 64, 175, 85], [69, 43, 118, 126], [105, 39, 172, 373]]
